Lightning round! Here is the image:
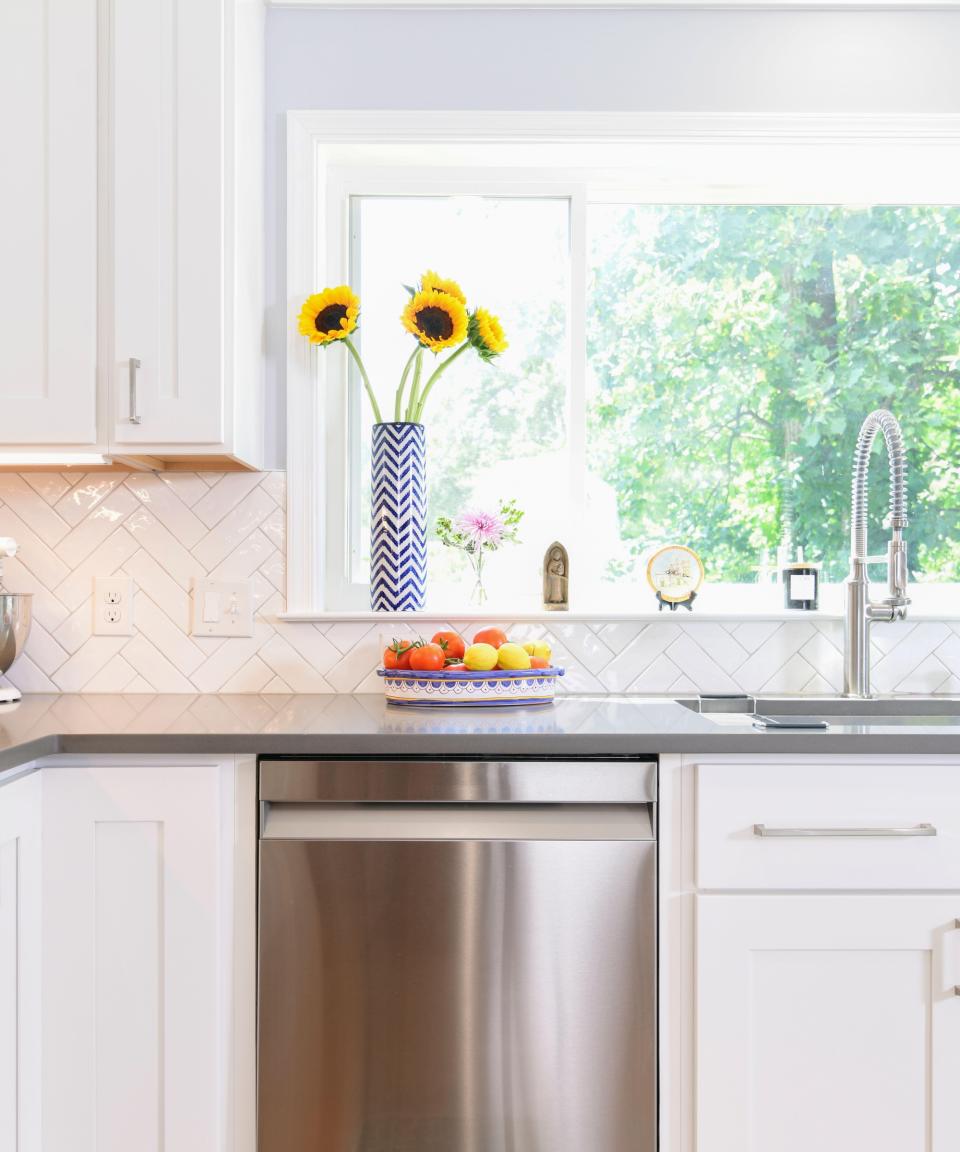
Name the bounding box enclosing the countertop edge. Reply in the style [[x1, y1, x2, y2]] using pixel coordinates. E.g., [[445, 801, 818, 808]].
[[0, 734, 60, 775], [2, 729, 960, 775]]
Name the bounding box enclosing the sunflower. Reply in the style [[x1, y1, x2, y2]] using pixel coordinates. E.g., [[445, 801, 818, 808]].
[[468, 308, 508, 360], [419, 270, 467, 305], [298, 286, 360, 345], [402, 289, 469, 352]]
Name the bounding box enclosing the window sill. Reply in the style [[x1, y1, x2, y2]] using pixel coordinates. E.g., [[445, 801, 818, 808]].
[[280, 608, 848, 623], [280, 586, 960, 624]]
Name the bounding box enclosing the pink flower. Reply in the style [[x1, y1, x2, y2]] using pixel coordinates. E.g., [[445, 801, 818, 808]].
[[453, 509, 506, 549]]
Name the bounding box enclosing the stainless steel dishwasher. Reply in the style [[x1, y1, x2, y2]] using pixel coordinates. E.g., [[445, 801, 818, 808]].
[[258, 757, 657, 1152]]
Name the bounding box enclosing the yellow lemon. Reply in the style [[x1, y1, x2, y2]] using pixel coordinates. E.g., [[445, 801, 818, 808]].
[[522, 641, 552, 662], [497, 642, 532, 670], [464, 643, 499, 671]]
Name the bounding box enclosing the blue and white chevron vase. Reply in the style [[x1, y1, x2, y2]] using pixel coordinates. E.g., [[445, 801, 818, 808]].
[[370, 421, 427, 611]]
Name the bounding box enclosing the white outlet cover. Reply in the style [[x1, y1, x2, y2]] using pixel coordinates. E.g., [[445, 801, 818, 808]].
[[93, 575, 135, 636], [192, 578, 254, 638]]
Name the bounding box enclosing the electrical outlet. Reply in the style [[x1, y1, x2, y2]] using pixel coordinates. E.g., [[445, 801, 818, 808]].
[[93, 575, 134, 636], [191, 578, 254, 637]]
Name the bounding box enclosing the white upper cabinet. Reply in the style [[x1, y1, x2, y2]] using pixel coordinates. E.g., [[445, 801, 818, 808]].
[[111, 0, 226, 452], [0, 0, 99, 446], [0, 0, 263, 466], [109, 0, 264, 466]]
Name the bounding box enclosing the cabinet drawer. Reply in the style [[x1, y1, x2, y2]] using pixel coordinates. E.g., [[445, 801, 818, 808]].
[[696, 759, 960, 890]]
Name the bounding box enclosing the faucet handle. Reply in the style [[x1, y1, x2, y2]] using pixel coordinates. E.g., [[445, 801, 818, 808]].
[[868, 597, 910, 623]]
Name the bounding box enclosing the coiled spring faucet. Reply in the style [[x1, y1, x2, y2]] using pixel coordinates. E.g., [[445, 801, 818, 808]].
[[843, 409, 909, 697]]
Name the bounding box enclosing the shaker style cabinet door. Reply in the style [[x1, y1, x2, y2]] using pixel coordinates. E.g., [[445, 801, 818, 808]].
[[0, 0, 98, 445], [110, 0, 225, 449], [40, 764, 228, 1152], [0, 773, 42, 1152], [697, 895, 960, 1152]]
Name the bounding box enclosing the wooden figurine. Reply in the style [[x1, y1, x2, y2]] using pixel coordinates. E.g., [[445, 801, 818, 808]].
[[543, 542, 569, 611]]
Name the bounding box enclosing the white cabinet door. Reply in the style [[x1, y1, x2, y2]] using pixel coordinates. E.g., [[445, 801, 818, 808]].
[[41, 762, 230, 1152], [698, 895, 960, 1152], [0, 772, 42, 1152], [0, 0, 98, 445], [110, 0, 224, 450]]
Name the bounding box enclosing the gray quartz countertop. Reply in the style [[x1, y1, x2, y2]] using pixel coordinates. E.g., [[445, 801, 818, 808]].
[[2, 693, 960, 773]]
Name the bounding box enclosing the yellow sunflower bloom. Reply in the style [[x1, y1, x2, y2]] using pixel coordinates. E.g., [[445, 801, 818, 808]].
[[298, 286, 360, 345], [401, 289, 468, 352], [419, 270, 467, 305], [468, 308, 508, 360]]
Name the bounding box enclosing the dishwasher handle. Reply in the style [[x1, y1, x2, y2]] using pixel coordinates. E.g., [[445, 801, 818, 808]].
[[261, 802, 656, 842], [259, 758, 657, 805]]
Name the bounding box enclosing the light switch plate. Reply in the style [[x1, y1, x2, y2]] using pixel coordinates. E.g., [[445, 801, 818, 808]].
[[191, 578, 254, 637], [93, 575, 135, 636]]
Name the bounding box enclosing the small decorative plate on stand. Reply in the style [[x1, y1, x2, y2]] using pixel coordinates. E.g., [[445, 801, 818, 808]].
[[646, 544, 704, 611]]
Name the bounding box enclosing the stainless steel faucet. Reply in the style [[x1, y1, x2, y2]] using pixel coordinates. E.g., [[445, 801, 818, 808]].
[[843, 409, 910, 697]]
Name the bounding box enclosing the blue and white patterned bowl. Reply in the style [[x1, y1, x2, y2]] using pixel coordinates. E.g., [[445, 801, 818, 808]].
[[378, 666, 565, 708]]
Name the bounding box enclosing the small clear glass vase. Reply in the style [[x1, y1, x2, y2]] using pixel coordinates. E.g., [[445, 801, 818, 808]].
[[467, 550, 487, 606]]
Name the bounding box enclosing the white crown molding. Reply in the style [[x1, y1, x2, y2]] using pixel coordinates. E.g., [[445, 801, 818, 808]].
[[270, 2, 960, 10]]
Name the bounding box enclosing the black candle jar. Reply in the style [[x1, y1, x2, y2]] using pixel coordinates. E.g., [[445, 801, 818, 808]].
[[783, 558, 820, 610]]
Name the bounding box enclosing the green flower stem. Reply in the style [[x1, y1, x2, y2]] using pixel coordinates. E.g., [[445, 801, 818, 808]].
[[343, 335, 382, 424], [414, 342, 470, 422], [394, 346, 419, 422], [405, 348, 424, 423], [472, 548, 487, 605]]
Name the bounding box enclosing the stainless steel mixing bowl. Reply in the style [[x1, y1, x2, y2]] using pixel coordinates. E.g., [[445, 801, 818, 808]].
[[0, 592, 33, 680]]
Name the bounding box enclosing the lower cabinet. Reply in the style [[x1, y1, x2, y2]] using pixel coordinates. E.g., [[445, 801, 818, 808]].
[[0, 771, 42, 1152], [38, 759, 253, 1152], [698, 894, 960, 1152]]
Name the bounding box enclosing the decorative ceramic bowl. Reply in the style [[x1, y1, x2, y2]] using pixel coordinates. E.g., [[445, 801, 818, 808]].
[[378, 667, 565, 708]]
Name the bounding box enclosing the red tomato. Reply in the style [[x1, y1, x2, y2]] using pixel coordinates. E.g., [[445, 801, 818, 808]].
[[473, 627, 508, 649], [384, 640, 418, 670], [409, 643, 445, 672], [530, 656, 550, 669], [431, 630, 466, 660], [444, 662, 468, 672]]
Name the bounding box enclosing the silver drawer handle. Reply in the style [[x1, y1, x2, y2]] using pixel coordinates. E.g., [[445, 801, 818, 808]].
[[753, 823, 937, 838], [128, 357, 142, 424], [955, 920, 960, 998]]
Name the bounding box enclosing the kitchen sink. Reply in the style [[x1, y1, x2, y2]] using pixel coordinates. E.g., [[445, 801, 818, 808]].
[[676, 694, 960, 727]]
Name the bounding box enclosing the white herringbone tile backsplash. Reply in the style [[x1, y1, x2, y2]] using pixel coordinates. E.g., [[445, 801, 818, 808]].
[[2, 469, 960, 695]]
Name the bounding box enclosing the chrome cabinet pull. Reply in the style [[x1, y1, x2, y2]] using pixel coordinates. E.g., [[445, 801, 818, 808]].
[[753, 823, 937, 838], [954, 919, 960, 998], [128, 357, 142, 424]]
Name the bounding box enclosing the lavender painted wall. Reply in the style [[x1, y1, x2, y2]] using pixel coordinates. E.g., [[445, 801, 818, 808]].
[[263, 6, 960, 467]]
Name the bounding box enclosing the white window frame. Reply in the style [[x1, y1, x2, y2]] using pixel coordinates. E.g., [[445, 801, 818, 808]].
[[333, 176, 583, 611], [285, 110, 960, 618]]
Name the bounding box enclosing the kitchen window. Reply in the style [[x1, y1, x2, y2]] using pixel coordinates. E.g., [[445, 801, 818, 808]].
[[285, 113, 960, 616]]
